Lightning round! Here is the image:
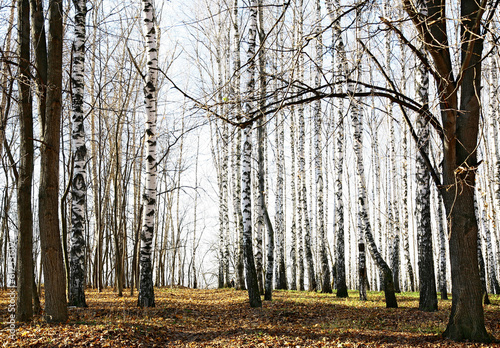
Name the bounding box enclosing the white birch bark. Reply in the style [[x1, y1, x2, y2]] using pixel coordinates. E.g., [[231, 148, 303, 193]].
[[350, 33, 397, 305], [222, 115, 230, 288], [275, 111, 287, 290], [254, 0, 266, 293], [138, 0, 158, 307], [313, 0, 331, 294], [332, 0, 348, 297], [436, 183, 448, 298], [351, 89, 367, 301], [68, 0, 88, 308], [325, 0, 349, 296], [415, 46, 437, 311], [383, 3, 400, 293], [488, 56, 500, 294], [296, 0, 305, 291], [475, 190, 490, 304], [232, 0, 245, 290], [242, 0, 261, 307], [290, 105, 298, 290]]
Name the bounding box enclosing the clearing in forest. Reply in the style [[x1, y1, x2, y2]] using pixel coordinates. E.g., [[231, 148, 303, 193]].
[[0, 288, 499, 347]]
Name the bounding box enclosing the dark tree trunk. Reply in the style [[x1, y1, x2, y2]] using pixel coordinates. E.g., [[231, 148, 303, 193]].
[[38, 0, 68, 323], [404, 0, 493, 341], [16, 0, 34, 322]]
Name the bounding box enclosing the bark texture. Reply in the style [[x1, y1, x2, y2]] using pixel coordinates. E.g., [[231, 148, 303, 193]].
[[16, 0, 34, 321], [138, 0, 158, 308], [68, 0, 88, 308], [39, 0, 68, 322]]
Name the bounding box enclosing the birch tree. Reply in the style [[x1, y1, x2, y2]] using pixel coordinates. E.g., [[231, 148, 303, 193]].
[[68, 0, 88, 308], [137, 0, 158, 308], [415, 44, 437, 312], [296, 0, 305, 291], [231, 0, 245, 291], [275, 111, 286, 290], [289, 106, 298, 291], [314, 0, 331, 294], [333, 1, 347, 298], [241, 0, 262, 307]]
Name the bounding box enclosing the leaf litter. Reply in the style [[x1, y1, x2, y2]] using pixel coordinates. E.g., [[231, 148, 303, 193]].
[[0, 288, 499, 347]]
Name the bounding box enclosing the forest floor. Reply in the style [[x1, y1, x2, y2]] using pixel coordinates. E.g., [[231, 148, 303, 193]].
[[0, 287, 499, 347]]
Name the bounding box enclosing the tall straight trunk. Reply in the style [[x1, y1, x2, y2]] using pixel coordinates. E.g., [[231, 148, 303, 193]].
[[402, 124, 415, 292], [38, 0, 68, 322], [137, 0, 158, 308], [326, 0, 347, 297], [275, 111, 287, 290], [241, 0, 261, 307], [384, 3, 400, 293], [398, 8, 415, 294], [352, 92, 367, 301], [290, 106, 298, 291], [68, 0, 88, 308], [16, 0, 34, 321], [313, 0, 331, 294], [254, 0, 266, 293], [232, 0, 245, 291], [220, 120, 230, 288], [415, 48, 437, 312], [300, 78, 315, 292], [216, 29, 230, 288], [217, 166, 224, 288], [192, 138, 199, 288], [296, 0, 305, 292], [487, 56, 500, 294]]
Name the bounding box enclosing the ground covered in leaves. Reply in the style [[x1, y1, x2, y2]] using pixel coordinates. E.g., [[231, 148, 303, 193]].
[[0, 287, 499, 347]]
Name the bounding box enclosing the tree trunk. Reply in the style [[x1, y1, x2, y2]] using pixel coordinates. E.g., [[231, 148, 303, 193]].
[[313, 0, 331, 294], [38, 0, 68, 322], [68, 0, 88, 308], [350, 75, 397, 307], [415, 46, 437, 312], [289, 106, 298, 291], [436, 189, 448, 299], [326, 0, 347, 297], [275, 111, 287, 290], [405, 0, 492, 340], [242, 127, 262, 307], [231, 0, 245, 291], [137, 0, 158, 308], [241, 0, 262, 308], [16, 0, 34, 321]]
